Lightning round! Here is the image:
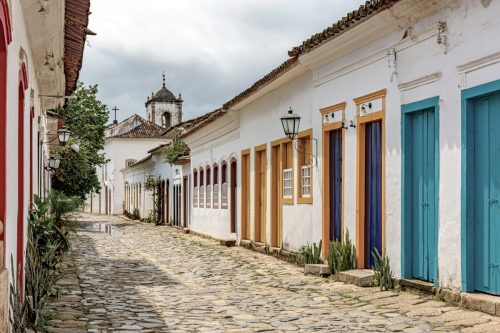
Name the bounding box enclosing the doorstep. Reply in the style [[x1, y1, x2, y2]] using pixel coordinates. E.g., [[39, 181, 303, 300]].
[[338, 269, 375, 287], [220, 239, 236, 247], [461, 292, 500, 316], [400, 278, 435, 294]]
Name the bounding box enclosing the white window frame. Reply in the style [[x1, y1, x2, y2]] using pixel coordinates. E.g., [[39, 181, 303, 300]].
[[300, 165, 311, 198], [199, 185, 205, 208], [282, 168, 293, 199]]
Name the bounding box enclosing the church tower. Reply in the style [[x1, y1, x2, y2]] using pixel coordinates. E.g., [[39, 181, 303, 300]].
[[145, 73, 183, 128]]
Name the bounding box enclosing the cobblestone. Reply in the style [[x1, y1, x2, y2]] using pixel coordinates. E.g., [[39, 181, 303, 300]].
[[46, 213, 500, 332]]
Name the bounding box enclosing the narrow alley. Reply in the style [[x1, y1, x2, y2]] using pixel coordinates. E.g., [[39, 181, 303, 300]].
[[43, 214, 500, 333]]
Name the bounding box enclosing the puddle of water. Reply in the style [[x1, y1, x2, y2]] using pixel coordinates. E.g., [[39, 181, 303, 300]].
[[87, 223, 122, 237]]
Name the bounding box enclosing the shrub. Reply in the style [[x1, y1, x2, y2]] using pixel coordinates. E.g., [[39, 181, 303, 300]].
[[48, 191, 82, 229], [132, 208, 140, 220], [327, 229, 356, 275], [372, 248, 394, 290], [298, 240, 322, 265]]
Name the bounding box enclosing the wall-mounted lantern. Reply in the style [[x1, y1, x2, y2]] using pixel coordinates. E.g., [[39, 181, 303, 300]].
[[280, 107, 301, 141], [57, 127, 71, 145]]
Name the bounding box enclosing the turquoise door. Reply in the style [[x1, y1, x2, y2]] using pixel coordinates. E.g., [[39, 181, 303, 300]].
[[473, 92, 500, 295], [407, 108, 437, 282]]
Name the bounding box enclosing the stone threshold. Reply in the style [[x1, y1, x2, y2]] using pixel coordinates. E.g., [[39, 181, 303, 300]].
[[400, 278, 500, 317]]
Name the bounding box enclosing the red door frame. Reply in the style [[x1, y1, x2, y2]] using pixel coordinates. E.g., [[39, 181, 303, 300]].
[[0, 0, 12, 268], [17, 63, 28, 294]]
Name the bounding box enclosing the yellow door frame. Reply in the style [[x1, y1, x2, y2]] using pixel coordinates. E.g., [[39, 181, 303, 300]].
[[354, 88, 386, 268]]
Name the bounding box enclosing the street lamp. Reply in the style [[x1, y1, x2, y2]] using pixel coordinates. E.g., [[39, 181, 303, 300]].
[[57, 127, 71, 145], [280, 107, 301, 141], [47, 156, 60, 170]]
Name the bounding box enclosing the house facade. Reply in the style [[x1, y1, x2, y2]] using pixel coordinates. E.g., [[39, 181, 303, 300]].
[[0, 0, 90, 328], [121, 0, 500, 296]]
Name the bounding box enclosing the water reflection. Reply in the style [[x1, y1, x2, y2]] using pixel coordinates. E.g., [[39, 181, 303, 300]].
[[87, 223, 122, 237]]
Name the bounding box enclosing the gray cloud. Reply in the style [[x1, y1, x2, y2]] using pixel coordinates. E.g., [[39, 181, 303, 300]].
[[80, 0, 366, 122]]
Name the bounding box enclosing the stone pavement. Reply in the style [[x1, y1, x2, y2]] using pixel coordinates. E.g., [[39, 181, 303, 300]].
[[43, 213, 500, 332]]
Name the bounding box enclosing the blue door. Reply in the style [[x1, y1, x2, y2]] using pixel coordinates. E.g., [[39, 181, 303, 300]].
[[474, 92, 500, 295], [365, 120, 382, 268], [329, 129, 342, 241], [407, 108, 437, 282]]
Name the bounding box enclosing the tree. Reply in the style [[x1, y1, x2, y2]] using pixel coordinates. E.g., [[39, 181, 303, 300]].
[[51, 83, 108, 199]]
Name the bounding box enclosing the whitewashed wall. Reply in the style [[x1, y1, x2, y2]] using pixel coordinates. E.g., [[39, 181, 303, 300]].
[[227, 0, 500, 291], [186, 112, 240, 240], [90, 138, 165, 215]]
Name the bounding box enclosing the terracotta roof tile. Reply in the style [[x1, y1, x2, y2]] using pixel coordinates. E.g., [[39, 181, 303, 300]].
[[109, 121, 165, 139], [65, 0, 92, 95], [288, 0, 400, 57], [223, 1, 400, 109]]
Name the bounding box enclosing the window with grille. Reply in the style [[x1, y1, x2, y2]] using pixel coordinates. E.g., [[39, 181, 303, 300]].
[[301, 165, 311, 197], [213, 184, 219, 208], [283, 168, 293, 198], [199, 186, 204, 208], [206, 185, 211, 208], [193, 170, 198, 207], [193, 187, 198, 207], [221, 182, 228, 208]]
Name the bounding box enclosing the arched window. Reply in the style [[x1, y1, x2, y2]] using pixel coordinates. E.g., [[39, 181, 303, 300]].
[[213, 164, 219, 209], [221, 162, 228, 208], [162, 112, 171, 128], [206, 166, 211, 208], [193, 169, 198, 207], [199, 168, 204, 208]]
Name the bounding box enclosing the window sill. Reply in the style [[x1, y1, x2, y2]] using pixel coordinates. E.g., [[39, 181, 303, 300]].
[[297, 197, 313, 205], [281, 198, 294, 205]]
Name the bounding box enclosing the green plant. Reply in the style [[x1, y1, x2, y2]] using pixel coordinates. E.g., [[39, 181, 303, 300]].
[[9, 256, 28, 332], [327, 229, 356, 275], [132, 208, 140, 220], [164, 139, 188, 164], [48, 191, 82, 229], [298, 240, 322, 265], [372, 248, 394, 290]]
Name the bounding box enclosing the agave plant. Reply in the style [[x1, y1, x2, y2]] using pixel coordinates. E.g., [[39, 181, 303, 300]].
[[298, 240, 323, 265], [372, 247, 394, 290], [327, 229, 356, 275], [9, 256, 28, 332]]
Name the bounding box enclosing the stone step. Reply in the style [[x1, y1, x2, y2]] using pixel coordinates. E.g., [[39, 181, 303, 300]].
[[304, 264, 330, 277], [338, 269, 375, 287]]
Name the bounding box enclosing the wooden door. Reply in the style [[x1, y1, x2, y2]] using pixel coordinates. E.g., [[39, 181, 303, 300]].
[[254, 148, 266, 243], [329, 129, 342, 242], [406, 108, 437, 282], [474, 92, 500, 294], [183, 177, 188, 228], [270, 144, 281, 247], [241, 152, 250, 239], [365, 120, 382, 268]]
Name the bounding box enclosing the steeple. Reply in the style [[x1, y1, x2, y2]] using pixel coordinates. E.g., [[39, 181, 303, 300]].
[[145, 72, 183, 128]]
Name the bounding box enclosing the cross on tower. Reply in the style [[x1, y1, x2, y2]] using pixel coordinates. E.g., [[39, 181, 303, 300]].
[[112, 106, 119, 123], [162, 71, 166, 87]]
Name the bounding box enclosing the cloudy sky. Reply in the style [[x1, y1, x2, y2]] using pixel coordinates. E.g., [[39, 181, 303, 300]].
[[80, 0, 366, 123]]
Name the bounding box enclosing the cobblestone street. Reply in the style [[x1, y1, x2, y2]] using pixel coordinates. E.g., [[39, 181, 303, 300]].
[[44, 213, 500, 333]]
